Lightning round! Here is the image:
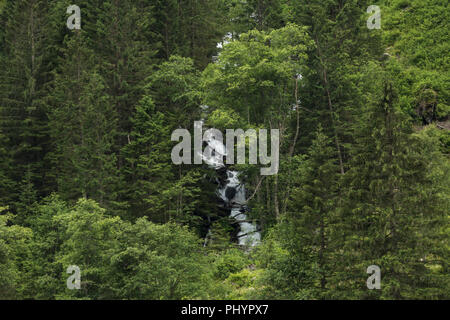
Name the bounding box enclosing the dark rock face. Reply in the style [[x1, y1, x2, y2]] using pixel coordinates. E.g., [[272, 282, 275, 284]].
[[416, 88, 437, 125], [225, 186, 236, 201], [216, 166, 228, 186]]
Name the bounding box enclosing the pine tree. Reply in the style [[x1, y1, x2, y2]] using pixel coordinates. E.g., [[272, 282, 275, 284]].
[[148, 55, 202, 131], [122, 94, 208, 227], [260, 127, 340, 299], [221, 0, 285, 33], [332, 79, 449, 299], [47, 31, 122, 211], [0, 0, 54, 207], [95, 0, 158, 155], [121, 96, 174, 221], [0, 132, 15, 205], [153, 0, 225, 68], [283, 0, 384, 174]]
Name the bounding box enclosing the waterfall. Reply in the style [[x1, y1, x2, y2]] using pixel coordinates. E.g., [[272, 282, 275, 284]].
[[199, 121, 261, 247], [204, 31, 262, 246], [219, 170, 261, 246]]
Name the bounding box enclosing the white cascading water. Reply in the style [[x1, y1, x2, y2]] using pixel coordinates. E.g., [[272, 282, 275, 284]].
[[220, 170, 261, 246], [202, 33, 261, 247], [199, 121, 261, 247]]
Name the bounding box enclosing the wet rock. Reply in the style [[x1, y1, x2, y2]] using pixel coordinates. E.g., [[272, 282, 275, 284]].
[[225, 186, 236, 201]]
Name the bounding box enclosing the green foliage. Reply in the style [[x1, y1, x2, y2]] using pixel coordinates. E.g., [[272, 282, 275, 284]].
[[0, 197, 215, 299], [206, 108, 242, 132], [0, 0, 54, 203], [213, 248, 249, 280], [219, 0, 285, 33], [381, 0, 450, 120], [0, 133, 15, 205], [107, 218, 210, 299], [202, 23, 313, 125], [0, 208, 32, 299], [331, 77, 448, 299], [148, 55, 202, 130], [255, 128, 340, 299], [47, 32, 122, 211], [0, 0, 448, 300], [121, 96, 174, 221], [152, 0, 225, 68]]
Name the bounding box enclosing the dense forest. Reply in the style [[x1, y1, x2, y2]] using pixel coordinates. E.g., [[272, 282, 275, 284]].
[[0, 0, 448, 300]]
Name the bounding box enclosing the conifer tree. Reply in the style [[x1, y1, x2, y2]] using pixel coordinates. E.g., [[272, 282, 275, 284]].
[[260, 127, 340, 299], [95, 0, 158, 154], [153, 0, 225, 68], [283, 0, 383, 173], [0, 0, 53, 206], [0, 132, 15, 205], [47, 31, 122, 211], [121, 96, 174, 221], [123, 59, 207, 226], [332, 77, 449, 299]]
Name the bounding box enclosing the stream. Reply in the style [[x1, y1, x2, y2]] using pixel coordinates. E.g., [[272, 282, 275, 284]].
[[198, 120, 261, 247]]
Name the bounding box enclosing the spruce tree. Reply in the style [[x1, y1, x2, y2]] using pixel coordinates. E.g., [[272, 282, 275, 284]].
[[121, 96, 174, 222], [95, 0, 158, 154], [47, 31, 122, 212], [332, 78, 449, 299], [261, 127, 340, 299], [153, 0, 225, 68], [0, 0, 53, 207]]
